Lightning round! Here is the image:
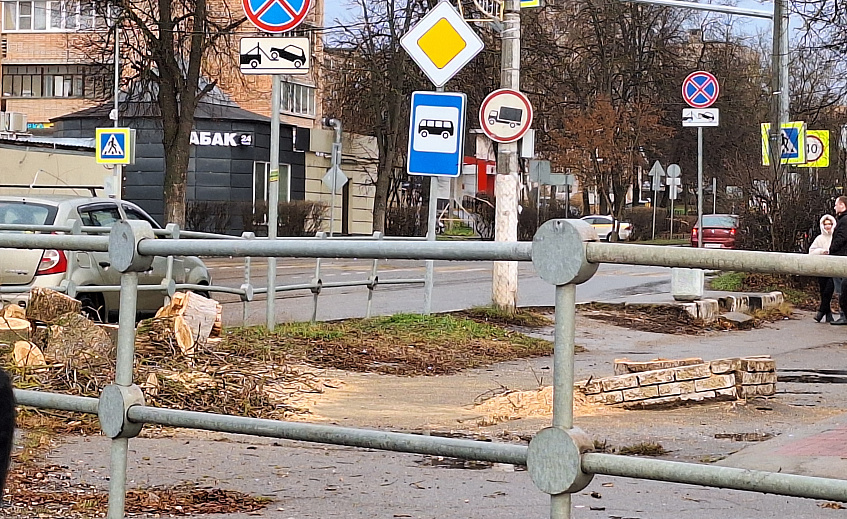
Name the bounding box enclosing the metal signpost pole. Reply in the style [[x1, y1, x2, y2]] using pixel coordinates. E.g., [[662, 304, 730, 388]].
[[423, 86, 445, 315], [113, 15, 122, 200], [712, 177, 717, 213], [266, 75, 281, 329], [697, 127, 703, 248]]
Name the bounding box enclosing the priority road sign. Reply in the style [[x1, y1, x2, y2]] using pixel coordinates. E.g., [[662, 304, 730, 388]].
[[479, 88, 533, 143], [96, 128, 132, 164], [240, 37, 310, 75], [407, 91, 467, 176], [761, 122, 807, 165], [799, 130, 830, 168], [682, 71, 719, 109], [400, 2, 484, 88], [242, 0, 311, 33]]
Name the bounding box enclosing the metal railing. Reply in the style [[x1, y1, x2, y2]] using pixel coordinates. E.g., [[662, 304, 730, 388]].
[[0, 222, 427, 324], [3, 218, 847, 519]]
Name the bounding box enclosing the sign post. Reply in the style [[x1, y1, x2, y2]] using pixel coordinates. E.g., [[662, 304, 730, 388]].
[[648, 161, 665, 240], [667, 164, 681, 239], [242, 0, 312, 330], [401, 2, 483, 314], [682, 71, 720, 249]]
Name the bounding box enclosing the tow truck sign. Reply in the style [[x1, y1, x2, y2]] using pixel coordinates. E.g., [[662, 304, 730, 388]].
[[239, 37, 310, 75]]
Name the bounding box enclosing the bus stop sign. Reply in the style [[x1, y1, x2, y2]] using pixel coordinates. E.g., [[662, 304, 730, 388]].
[[407, 91, 467, 177]]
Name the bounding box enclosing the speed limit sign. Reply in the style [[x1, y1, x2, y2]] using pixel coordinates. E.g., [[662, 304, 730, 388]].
[[800, 130, 829, 168]]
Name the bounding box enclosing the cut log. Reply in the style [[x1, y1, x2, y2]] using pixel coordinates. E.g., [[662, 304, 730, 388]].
[[2, 304, 25, 320], [13, 340, 46, 367], [155, 292, 221, 347], [136, 316, 194, 357], [0, 317, 30, 345], [26, 287, 82, 323], [44, 313, 115, 370]]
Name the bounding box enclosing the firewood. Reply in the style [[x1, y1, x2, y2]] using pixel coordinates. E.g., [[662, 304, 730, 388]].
[[13, 340, 46, 367], [25, 288, 82, 323], [2, 304, 25, 320], [136, 316, 194, 357], [0, 317, 30, 345], [155, 292, 220, 346], [44, 313, 115, 370]]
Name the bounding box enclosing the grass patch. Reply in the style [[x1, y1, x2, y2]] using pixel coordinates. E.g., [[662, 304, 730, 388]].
[[708, 271, 745, 291], [224, 313, 554, 376], [456, 306, 553, 328]]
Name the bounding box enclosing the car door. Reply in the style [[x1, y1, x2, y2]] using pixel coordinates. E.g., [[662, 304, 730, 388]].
[[76, 202, 124, 312]]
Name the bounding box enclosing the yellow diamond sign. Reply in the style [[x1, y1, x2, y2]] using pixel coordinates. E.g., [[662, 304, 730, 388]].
[[417, 19, 467, 69], [401, 2, 484, 87]]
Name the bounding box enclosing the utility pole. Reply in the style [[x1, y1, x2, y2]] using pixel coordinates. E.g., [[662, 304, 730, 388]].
[[492, 0, 520, 311]]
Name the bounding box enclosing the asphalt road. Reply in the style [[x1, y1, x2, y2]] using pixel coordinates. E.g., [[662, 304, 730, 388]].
[[203, 257, 671, 326]]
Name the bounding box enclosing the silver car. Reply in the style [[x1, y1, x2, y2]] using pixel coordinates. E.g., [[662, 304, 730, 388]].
[[0, 195, 211, 321]]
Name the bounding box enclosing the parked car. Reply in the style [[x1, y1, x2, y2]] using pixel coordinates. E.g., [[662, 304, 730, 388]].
[[690, 214, 739, 249], [581, 215, 633, 241], [0, 195, 211, 322]]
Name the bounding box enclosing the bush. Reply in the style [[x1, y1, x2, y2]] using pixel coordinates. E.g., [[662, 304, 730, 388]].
[[623, 207, 696, 241], [242, 200, 328, 237], [185, 201, 232, 234], [385, 205, 426, 237]]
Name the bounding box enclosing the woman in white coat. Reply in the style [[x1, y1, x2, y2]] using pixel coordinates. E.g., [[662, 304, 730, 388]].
[[809, 214, 837, 322]]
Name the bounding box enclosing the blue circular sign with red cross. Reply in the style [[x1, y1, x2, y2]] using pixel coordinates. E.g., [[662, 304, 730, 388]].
[[682, 71, 719, 108], [242, 0, 311, 33]]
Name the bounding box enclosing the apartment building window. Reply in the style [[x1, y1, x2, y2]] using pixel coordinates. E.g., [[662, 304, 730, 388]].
[[3, 0, 99, 31], [280, 81, 315, 117], [2, 65, 109, 98]]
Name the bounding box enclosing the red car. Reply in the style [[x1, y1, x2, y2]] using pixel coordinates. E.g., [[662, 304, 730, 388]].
[[690, 214, 739, 249]]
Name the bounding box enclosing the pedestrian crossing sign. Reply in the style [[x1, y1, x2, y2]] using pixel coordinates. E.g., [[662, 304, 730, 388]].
[[96, 128, 132, 164]]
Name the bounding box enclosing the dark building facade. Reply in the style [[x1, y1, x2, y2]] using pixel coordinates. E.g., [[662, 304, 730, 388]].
[[51, 100, 309, 231]]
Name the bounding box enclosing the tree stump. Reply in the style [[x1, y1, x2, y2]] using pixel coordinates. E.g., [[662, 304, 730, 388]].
[[26, 288, 82, 323], [0, 317, 30, 345]]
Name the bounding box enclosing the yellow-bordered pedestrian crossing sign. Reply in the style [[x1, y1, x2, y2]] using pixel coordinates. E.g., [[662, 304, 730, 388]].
[[96, 128, 132, 164]]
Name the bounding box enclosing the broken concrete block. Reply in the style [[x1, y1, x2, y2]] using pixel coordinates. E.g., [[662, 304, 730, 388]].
[[709, 358, 741, 374], [601, 373, 640, 392], [740, 371, 778, 385], [637, 369, 675, 386], [718, 295, 750, 313], [748, 292, 784, 311], [741, 357, 776, 372], [587, 391, 624, 405], [672, 363, 711, 381], [739, 384, 776, 398], [696, 299, 721, 322], [719, 312, 754, 329], [681, 390, 715, 402], [622, 385, 660, 401], [658, 380, 696, 396], [715, 387, 739, 399], [582, 380, 604, 395], [614, 357, 704, 375], [695, 374, 736, 392]]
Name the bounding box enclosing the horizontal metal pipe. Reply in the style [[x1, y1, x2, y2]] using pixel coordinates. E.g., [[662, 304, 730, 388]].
[[0, 234, 109, 251], [587, 243, 847, 278], [582, 453, 847, 502], [128, 405, 527, 465], [15, 389, 99, 414], [175, 230, 247, 240], [138, 239, 533, 262], [376, 278, 426, 285]]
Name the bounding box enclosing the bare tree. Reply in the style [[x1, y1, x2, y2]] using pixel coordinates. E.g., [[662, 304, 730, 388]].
[[75, 0, 245, 226]]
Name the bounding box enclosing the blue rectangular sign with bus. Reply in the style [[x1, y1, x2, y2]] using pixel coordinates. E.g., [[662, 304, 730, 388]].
[[407, 91, 467, 177]]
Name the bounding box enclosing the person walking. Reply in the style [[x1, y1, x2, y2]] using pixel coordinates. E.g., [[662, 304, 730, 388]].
[[830, 196, 847, 324], [810, 214, 837, 322]]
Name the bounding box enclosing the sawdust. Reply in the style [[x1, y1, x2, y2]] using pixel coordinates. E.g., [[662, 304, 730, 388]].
[[474, 386, 610, 425]]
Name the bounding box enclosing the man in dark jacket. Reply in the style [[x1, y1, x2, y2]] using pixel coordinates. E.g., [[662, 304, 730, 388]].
[[830, 196, 847, 324], [0, 368, 13, 493]]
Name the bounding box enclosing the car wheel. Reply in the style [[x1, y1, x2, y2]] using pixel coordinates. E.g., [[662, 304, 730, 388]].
[[606, 232, 619, 243], [294, 60, 303, 68], [78, 292, 106, 323], [271, 51, 279, 60], [420, 130, 428, 138], [488, 118, 496, 125], [193, 283, 211, 300], [442, 131, 450, 139], [250, 59, 259, 68]]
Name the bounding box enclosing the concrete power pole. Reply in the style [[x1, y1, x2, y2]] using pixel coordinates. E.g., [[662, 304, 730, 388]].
[[492, 0, 521, 311], [769, 0, 790, 174]]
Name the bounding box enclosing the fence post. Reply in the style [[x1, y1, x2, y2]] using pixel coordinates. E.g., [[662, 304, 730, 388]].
[[367, 231, 382, 318], [163, 223, 179, 306], [241, 232, 255, 327], [62, 218, 80, 298], [311, 232, 326, 324]]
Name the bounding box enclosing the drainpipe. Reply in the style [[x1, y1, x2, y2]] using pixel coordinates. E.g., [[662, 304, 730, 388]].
[[323, 117, 342, 237]]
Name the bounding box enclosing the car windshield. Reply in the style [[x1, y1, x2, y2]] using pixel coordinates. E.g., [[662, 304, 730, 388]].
[[702, 215, 737, 227], [0, 201, 57, 230]]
